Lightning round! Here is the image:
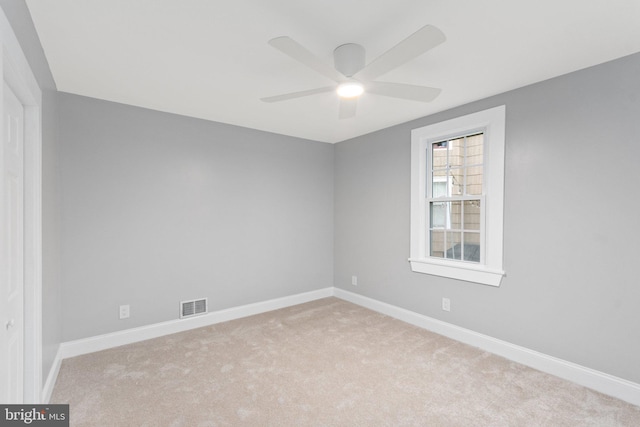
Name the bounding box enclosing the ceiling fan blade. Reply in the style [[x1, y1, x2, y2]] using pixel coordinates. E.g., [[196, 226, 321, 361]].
[[367, 81, 441, 102], [268, 36, 347, 83], [260, 86, 335, 103], [354, 25, 445, 81], [339, 98, 357, 119]]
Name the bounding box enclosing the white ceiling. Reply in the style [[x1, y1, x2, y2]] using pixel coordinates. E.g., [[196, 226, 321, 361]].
[[25, 0, 640, 143]]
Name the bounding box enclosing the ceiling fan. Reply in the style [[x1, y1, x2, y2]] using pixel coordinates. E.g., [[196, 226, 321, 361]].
[[261, 25, 446, 119]]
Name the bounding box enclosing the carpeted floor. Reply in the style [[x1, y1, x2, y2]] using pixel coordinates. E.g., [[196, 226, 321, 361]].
[[51, 297, 640, 426]]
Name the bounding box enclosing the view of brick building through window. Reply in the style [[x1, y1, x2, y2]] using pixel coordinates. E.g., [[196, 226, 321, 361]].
[[429, 133, 483, 262]]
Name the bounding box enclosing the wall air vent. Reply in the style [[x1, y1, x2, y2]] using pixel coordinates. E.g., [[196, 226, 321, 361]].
[[180, 298, 208, 319]]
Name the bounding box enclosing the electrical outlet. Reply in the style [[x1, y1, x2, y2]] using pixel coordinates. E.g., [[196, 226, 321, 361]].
[[442, 298, 451, 312], [351, 276, 358, 286], [119, 304, 130, 319]]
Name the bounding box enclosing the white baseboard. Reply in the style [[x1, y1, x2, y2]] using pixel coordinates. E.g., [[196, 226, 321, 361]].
[[42, 345, 63, 403], [59, 287, 333, 360], [333, 288, 640, 407], [47, 286, 640, 408]]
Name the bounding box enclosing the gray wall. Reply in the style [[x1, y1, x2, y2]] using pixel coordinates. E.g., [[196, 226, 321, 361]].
[[41, 90, 61, 379], [58, 94, 334, 341], [0, 0, 62, 388], [334, 52, 640, 383]]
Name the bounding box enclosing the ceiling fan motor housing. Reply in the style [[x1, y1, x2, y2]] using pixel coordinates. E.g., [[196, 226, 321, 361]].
[[334, 43, 366, 77]]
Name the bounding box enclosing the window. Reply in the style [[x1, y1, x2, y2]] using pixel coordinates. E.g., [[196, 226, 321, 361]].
[[429, 133, 483, 263], [410, 106, 505, 286]]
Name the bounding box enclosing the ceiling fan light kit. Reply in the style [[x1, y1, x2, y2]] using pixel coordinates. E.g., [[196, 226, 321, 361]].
[[261, 25, 446, 119], [337, 81, 364, 98]]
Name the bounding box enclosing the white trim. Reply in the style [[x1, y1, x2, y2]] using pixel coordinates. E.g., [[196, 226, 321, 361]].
[[333, 288, 640, 407], [410, 106, 505, 286], [42, 345, 62, 404], [59, 288, 333, 359], [1, 8, 43, 404], [408, 258, 504, 286]]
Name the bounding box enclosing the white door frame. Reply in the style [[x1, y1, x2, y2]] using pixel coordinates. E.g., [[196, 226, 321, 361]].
[[1, 8, 43, 403]]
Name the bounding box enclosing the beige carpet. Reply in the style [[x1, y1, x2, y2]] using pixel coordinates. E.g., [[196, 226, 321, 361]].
[[51, 297, 640, 426]]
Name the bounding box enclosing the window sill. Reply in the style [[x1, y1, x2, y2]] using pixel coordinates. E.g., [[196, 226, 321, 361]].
[[408, 258, 504, 287]]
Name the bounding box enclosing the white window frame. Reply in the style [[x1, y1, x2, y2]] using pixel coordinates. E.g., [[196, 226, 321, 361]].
[[409, 105, 505, 286]]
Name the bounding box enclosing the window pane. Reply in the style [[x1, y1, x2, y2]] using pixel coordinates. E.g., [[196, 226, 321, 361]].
[[449, 168, 464, 196], [466, 133, 483, 165], [449, 137, 464, 169], [463, 232, 481, 262], [430, 230, 444, 258], [430, 202, 446, 228], [432, 179, 447, 198], [432, 141, 447, 169], [465, 165, 483, 195], [463, 200, 481, 230], [445, 231, 462, 260], [449, 201, 462, 230], [430, 201, 463, 230]]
